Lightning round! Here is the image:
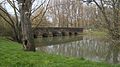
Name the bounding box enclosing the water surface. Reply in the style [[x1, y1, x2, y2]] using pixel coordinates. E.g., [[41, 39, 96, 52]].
[[35, 35, 120, 63]]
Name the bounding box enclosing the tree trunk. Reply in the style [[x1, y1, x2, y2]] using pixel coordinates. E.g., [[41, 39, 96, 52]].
[[12, 27, 21, 43], [18, 0, 35, 51]]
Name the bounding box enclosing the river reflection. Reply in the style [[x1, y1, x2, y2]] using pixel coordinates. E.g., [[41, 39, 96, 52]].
[[35, 35, 120, 63]]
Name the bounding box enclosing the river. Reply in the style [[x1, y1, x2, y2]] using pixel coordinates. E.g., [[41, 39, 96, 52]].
[[35, 35, 120, 63]]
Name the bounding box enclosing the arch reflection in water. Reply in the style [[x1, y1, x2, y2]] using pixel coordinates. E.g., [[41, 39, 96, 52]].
[[35, 35, 120, 63]]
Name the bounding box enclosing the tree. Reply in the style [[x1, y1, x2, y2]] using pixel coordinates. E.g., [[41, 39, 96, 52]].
[[0, 2, 22, 42], [0, 0, 49, 51], [17, 0, 35, 51], [47, 0, 97, 28], [92, 0, 120, 63]]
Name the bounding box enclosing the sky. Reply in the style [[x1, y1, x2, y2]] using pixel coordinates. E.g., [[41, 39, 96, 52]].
[[0, 0, 46, 15]]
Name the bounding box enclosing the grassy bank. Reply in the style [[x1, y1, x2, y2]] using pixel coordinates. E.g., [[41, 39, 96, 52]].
[[0, 38, 120, 67], [83, 30, 107, 37]]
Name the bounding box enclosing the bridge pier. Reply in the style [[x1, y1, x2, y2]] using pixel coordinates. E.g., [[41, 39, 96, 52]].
[[62, 32, 69, 36], [69, 32, 75, 36], [42, 33, 48, 37], [48, 32, 53, 37], [52, 31, 61, 37], [74, 32, 78, 35]]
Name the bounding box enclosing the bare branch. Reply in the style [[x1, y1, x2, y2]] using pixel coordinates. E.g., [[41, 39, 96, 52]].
[[93, 0, 102, 10], [32, 7, 44, 21], [33, 0, 50, 31], [12, 0, 19, 27], [0, 0, 6, 5], [0, 13, 14, 27], [31, 0, 46, 14], [7, 0, 19, 12], [32, 0, 35, 3], [93, 0, 111, 29], [0, 6, 15, 26]]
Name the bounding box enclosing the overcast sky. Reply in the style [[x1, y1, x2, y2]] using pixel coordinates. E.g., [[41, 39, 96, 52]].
[[0, 0, 45, 14]]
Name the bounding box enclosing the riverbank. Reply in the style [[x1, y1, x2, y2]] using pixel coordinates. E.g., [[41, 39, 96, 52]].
[[0, 37, 120, 67], [83, 30, 107, 37]]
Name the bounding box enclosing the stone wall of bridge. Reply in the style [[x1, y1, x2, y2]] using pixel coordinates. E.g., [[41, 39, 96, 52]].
[[33, 27, 83, 38]]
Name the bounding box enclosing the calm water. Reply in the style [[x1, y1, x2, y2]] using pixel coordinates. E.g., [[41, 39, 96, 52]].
[[35, 35, 120, 63]]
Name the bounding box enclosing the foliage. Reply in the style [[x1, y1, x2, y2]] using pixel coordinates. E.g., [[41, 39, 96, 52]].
[[0, 38, 120, 67]]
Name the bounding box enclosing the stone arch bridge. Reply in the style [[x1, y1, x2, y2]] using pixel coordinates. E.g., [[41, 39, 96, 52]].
[[33, 27, 83, 38]]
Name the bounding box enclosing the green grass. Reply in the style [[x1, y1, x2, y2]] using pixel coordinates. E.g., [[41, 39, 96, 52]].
[[0, 37, 120, 67], [83, 31, 107, 37]]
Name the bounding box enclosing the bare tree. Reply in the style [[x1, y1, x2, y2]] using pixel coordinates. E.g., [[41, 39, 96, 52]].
[[92, 0, 120, 63], [47, 0, 97, 28], [0, 1, 22, 42], [0, 0, 48, 51]]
